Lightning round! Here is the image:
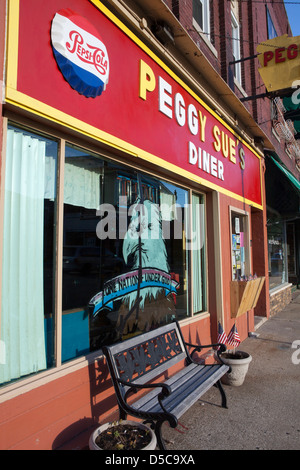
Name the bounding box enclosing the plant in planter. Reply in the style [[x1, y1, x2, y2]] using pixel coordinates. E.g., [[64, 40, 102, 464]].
[[217, 322, 252, 387], [220, 349, 252, 386], [89, 420, 157, 450]]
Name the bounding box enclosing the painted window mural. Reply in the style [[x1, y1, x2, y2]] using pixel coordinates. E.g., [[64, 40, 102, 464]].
[[0, 125, 206, 386], [63, 144, 191, 355]]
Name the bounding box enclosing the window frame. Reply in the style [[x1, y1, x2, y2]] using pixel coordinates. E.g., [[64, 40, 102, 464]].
[[266, 6, 277, 40], [190, 191, 207, 315], [267, 210, 288, 291], [192, 0, 218, 57], [193, 0, 210, 40], [231, 11, 242, 86], [229, 206, 251, 281]]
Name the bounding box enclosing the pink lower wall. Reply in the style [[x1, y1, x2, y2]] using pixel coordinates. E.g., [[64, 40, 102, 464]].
[[0, 317, 212, 450]]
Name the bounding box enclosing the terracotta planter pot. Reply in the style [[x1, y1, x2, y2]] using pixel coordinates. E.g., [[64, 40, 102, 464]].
[[89, 420, 157, 450], [219, 351, 252, 386]]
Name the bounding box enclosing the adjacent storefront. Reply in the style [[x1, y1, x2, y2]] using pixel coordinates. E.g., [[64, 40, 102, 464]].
[[266, 153, 300, 297], [257, 35, 300, 309], [0, 0, 266, 449]]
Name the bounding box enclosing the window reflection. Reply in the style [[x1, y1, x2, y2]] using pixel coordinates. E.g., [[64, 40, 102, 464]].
[[268, 216, 286, 290], [62, 145, 190, 360]]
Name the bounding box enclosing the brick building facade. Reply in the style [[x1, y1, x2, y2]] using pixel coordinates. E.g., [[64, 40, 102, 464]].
[[160, 0, 299, 311]]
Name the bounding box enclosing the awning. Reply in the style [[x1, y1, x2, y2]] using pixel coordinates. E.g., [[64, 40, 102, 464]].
[[269, 155, 300, 196]]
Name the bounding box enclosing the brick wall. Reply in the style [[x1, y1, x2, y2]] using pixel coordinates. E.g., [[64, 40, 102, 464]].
[[269, 285, 292, 316], [162, 0, 294, 180], [164, 0, 222, 72]]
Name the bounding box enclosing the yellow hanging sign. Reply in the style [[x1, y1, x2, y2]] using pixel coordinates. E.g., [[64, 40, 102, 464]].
[[257, 34, 300, 92]]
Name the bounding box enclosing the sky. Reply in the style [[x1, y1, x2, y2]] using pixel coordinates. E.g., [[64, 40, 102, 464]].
[[284, 0, 300, 37]]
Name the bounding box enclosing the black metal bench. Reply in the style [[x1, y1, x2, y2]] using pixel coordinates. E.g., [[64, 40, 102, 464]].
[[103, 321, 230, 450]]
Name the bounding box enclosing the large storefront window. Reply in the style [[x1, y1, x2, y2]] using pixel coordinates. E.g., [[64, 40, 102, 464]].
[[62, 145, 191, 360], [267, 212, 287, 290], [1, 126, 57, 385], [1, 127, 207, 385]]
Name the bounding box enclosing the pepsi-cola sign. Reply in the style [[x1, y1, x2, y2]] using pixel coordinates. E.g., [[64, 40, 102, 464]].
[[51, 9, 109, 98]]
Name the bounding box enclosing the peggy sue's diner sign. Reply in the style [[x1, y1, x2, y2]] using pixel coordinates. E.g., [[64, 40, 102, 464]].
[[6, 0, 263, 209]]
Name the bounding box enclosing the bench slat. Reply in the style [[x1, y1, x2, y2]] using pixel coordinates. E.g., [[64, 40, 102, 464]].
[[134, 362, 205, 409], [165, 365, 229, 419], [133, 363, 229, 419], [131, 363, 203, 411]]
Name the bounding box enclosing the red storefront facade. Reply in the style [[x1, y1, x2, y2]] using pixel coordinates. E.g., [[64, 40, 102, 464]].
[[0, 0, 269, 449]]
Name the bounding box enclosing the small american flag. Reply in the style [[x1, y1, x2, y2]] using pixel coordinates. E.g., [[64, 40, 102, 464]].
[[217, 322, 228, 347], [227, 324, 241, 347]]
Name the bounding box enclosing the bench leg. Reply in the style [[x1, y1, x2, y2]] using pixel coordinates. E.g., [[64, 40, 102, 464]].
[[155, 420, 167, 450], [143, 419, 166, 450], [119, 407, 127, 421], [215, 379, 228, 409]]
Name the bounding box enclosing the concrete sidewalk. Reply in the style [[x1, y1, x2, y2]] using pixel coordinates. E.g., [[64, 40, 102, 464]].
[[162, 291, 300, 450]]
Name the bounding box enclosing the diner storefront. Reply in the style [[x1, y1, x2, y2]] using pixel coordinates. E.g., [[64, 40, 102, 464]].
[[0, 0, 267, 449]]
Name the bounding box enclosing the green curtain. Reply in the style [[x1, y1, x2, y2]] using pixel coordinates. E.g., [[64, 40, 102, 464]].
[[0, 129, 47, 384]]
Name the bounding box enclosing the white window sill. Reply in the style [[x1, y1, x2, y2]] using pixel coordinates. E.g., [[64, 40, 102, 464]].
[[192, 18, 218, 58]]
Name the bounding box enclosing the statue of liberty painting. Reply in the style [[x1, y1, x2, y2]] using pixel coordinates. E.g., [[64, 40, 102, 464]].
[[117, 198, 177, 335], [89, 175, 179, 343]]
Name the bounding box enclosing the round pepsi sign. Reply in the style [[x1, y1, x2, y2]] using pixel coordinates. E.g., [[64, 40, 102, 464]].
[[51, 9, 109, 98]]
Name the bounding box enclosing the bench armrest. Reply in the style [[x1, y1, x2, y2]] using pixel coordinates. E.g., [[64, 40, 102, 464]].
[[117, 377, 176, 424], [116, 377, 177, 429], [117, 377, 171, 401], [185, 341, 227, 363]]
